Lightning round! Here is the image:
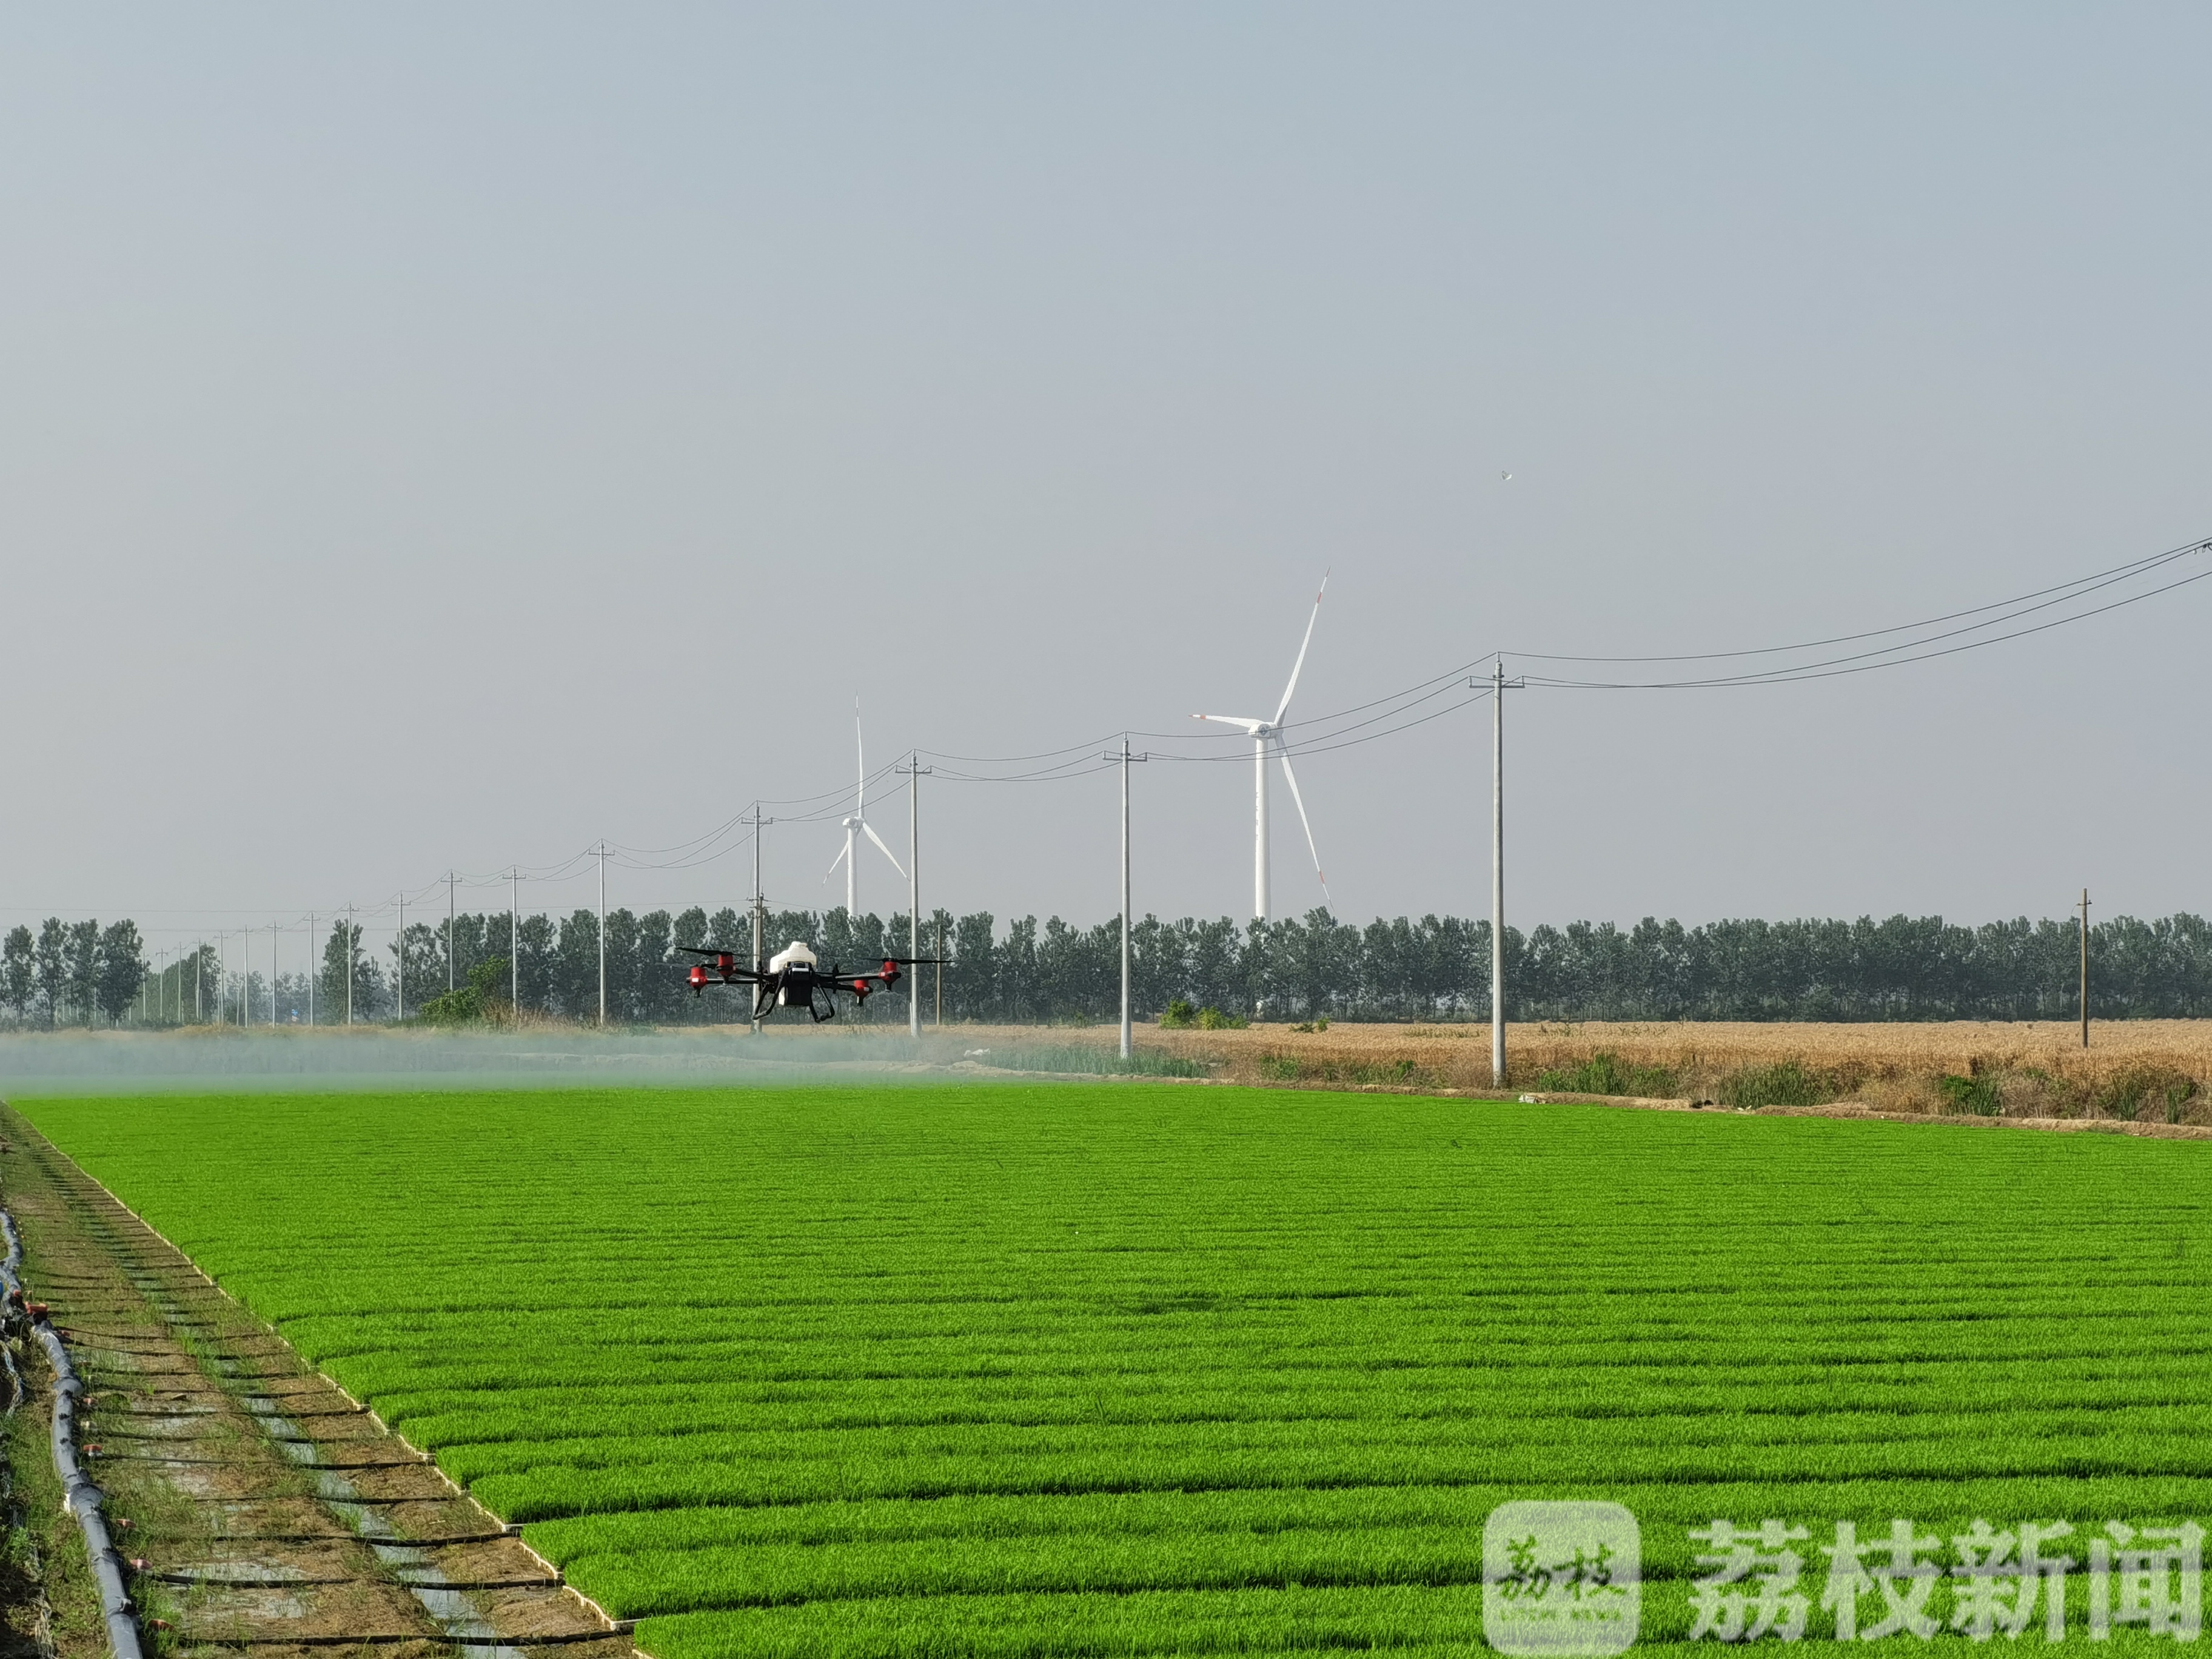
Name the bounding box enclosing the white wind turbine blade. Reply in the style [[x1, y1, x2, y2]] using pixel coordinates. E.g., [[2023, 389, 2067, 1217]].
[[1272, 571, 1329, 724], [1276, 745, 1331, 904], [824, 836, 851, 881], [1193, 713, 1267, 732], [860, 819, 907, 879]]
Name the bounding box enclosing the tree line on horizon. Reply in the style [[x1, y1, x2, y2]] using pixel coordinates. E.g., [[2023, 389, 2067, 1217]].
[[8, 907, 2212, 1027]]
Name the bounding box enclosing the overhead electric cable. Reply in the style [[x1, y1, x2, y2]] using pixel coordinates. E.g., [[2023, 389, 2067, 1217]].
[[1510, 535, 2211, 666], [1527, 560, 2212, 689]]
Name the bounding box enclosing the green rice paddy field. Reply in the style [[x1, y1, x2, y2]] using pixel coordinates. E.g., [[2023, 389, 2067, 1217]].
[[12, 1085, 2211, 1656]]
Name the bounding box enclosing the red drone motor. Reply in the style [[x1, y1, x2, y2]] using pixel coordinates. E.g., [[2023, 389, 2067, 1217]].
[[687, 953, 740, 996]]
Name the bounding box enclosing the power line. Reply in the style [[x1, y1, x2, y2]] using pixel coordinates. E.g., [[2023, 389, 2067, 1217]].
[[1527, 561, 2212, 689], [1512, 534, 2211, 665]]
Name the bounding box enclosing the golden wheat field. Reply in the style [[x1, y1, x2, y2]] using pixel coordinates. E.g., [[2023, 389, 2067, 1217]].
[[968, 1019, 2212, 1125]]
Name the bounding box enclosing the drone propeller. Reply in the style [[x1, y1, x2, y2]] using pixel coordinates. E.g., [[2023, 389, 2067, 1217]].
[[675, 945, 739, 959]]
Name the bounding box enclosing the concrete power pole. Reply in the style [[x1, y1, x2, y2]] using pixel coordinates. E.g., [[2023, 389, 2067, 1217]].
[[447, 871, 457, 994], [508, 869, 520, 1018], [744, 809, 771, 1035], [396, 892, 405, 1022], [597, 842, 608, 1028], [1108, 739, 1149, 1061], [1122, 738, 1133, 1061], [344, 904, 354, 1025], [2080, 888, 2092, 1049], [308, 914, 317, 1027], [1487, 660, 1524, 1088], [897, 756, 932, 1038]]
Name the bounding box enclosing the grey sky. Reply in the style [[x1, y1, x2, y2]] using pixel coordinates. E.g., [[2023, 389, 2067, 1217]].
[[5, 5, 2208, 965]]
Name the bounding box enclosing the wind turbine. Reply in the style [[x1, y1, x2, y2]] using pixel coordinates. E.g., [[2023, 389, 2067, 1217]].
[[1195, 574, 1332, 922], [825, 700, 904, 917]]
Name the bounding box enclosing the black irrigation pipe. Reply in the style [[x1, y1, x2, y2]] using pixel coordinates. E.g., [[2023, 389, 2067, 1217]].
[[176, 1631, 631, 1647], [147, 1569, 553, 1591], [89, 1453, 431, 1469], [0, 1212, 146, 1659], [208, 1530, 520, 1546]]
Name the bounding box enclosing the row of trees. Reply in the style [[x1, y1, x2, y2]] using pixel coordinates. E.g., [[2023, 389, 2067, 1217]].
[[12, 907, 2212, 1027], [1, 919, 147, 1026]]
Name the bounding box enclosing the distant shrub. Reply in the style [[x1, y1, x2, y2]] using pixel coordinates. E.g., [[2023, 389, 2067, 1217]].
[[1939, 1073, 2003, 1117], [1195, 1006, 1247, 1030], [421, 958, 509, 1027], [1715, 1060, 1832, 1109], [1535, 1051, 1681, 1098], [2096, 1065, 2196, 1124], [1290, 1016, 1331, 1034], [1159, 999, 1197, 1030]]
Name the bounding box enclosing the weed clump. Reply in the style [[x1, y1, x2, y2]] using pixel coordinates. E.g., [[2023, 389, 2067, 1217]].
[[1715, 1060, 1836, 1109], [1939, 1073, 2003, 1116], [1159, 1008, 1247, 1035], [1534, 1051, 1682, 1098], [2096, 1065, 2197, 1124]]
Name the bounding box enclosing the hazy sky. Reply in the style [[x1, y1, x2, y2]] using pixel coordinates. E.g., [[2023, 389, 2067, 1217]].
[[5, 5, 2209, 964]]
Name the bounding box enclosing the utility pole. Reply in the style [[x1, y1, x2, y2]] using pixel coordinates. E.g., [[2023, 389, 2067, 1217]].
[[1485, 659, 1524, 1089], [897, 756, 932, 1038], [597, 842, 608, 1027], [2079, 888, 2091, 1049], [936, 916, 944, 1027], [447, 871, 457, 993], [270, 922, 278, 1028], [308, 913, 317, 1027], [194, 941, 203, 1025], [1106, 739, 1150, 1061], [396, 892, 405, 1022], [508, 869, 520, 1018], [744, 809, 771, 1035], [344, 904, 355, 1026]]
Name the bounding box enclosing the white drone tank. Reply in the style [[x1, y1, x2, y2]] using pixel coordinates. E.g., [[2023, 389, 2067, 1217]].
[[768, 940, 817, 973]]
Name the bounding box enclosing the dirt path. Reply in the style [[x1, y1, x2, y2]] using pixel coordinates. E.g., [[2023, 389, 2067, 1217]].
[[0, 1105, 637, 1658]]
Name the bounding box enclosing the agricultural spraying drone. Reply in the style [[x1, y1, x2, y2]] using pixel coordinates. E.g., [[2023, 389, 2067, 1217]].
[[677, 940, 940, 1022]]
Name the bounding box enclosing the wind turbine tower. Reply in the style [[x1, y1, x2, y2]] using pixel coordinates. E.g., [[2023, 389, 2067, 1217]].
[[826, 701, 905, 917], [1196, 574, 1332, 922]]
